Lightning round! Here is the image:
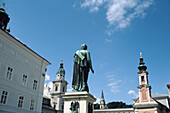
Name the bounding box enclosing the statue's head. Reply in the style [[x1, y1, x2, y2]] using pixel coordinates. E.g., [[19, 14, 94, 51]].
[[81, 44, 87, 50]]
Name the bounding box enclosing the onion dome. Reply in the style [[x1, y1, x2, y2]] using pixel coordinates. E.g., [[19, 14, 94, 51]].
[[138, 52, 147, 72], [57, 60, 65, 75]]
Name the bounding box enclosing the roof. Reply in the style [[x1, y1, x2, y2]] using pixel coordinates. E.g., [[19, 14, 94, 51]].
[[0, 28, 51, 65], [94, 108, 134, 112], [133, 94, 170, 109], [152, 94, 169, 98], [133, 94, 169, 101], [43, 95, 51, 99]]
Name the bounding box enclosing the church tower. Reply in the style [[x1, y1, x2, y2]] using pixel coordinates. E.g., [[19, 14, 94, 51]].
[[137, 52, 152, 103], [134, 52, 159, 113], [51, 60, 68, 113], [100, 90, 106, 109]]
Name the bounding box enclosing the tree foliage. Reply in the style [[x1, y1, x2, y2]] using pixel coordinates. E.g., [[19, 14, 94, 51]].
[[94, 101, 132, 109], [107, 101, 132, 109], [94, 103, 100, 109]]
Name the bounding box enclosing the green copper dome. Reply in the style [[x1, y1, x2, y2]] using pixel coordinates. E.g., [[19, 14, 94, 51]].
[[57, 61, 65, 74]]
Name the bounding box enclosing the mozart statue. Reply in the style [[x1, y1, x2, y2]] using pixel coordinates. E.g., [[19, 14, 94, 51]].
[[72, 44, 94, 92]]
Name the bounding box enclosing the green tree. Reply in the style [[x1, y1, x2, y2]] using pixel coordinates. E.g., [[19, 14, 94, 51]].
[[94, 103, 100, 109], [107, 101, 132, 109]]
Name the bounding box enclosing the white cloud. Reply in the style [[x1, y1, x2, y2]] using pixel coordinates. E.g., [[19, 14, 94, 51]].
[[48, 82, 53, 91], [107, 74, 122, 93], [94, 97, 100, 104], [44, 81, 53, 92], [80, 0, 153, 34], [45, 74, 50, 81], [89, 6, 99, 12], [128, 90, 138, 98], [99, 63, 107, 68], [81, 0, 105, 13], [105, 38, 112, 43], [67, 85, 73, 92]]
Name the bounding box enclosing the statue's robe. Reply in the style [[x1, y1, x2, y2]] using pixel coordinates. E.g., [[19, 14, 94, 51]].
[[72, 50, 92, 92]]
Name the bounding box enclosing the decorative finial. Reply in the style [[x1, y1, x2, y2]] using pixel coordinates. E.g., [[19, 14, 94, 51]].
[[59, 59, 63, 68], [138, 52, 147, 72], [1, 3, 5, 9], [140, 52, 142, 58]]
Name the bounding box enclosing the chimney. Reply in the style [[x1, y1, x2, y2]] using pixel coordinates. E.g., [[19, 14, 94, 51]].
[[167, 84, 170, 95]]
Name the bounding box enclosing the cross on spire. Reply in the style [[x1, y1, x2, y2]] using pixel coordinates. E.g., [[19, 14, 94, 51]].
[[1, 3, 5, 9], [140, 52, 142, 58]]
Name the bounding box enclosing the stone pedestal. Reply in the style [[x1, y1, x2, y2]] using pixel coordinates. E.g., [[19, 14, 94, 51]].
[[62, 91, 96, 113]]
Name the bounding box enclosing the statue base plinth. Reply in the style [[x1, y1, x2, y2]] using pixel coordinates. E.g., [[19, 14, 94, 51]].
[[62, 91, 96, 113]]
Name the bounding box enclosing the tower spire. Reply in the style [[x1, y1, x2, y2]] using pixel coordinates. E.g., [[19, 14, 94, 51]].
[[138, 52, 147, 73], [1, 3, 5, 9], [101, 89, 104, 99], [60, 59, 63, 68], [100, 89, 106, 109], [140, 52, 142, 58], [57, 59, 65, 75]]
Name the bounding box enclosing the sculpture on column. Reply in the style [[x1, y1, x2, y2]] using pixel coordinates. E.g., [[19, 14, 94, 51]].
[[72, 44, 94, 92], [70, 101, 79, 113], [0, 3, 10, 30]]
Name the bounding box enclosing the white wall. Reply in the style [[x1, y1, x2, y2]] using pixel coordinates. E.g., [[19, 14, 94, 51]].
[[0, 29, 50, 113]]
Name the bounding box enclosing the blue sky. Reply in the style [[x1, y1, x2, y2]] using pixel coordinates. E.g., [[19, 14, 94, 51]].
[[1, 0, 170, 104]]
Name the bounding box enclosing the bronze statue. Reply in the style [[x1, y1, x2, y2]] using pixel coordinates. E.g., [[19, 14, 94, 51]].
[[72, 44, 94, 92], [0, 3, 10, 30]]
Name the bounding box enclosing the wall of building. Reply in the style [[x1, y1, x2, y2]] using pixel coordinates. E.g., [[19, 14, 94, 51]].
[[0, 30, 49, 113], [94, 108, 134, 113]]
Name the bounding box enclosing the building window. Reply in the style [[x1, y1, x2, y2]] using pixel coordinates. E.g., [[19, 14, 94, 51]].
[[33, 80, 38, 90], [0, 90, 8, 104], [63, 87, 65, 92], [55, 85, 58, 91], [141, 76, 145, 82], [22, 75, 27, 86], [62, 104, 64, 110], [18, 96, 24, 108], [30, 99, 35, 110], [6, 67, 13, 80]]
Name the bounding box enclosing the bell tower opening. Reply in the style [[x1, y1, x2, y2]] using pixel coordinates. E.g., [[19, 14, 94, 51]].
[[141, 76, 145, 82]]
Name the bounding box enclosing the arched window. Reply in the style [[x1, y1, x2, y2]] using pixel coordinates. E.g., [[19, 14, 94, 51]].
[[62, 104, 64, 109], [63, 87, 65, 92], [141, 76, 145, 81], [55, 85, 58, 91]]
